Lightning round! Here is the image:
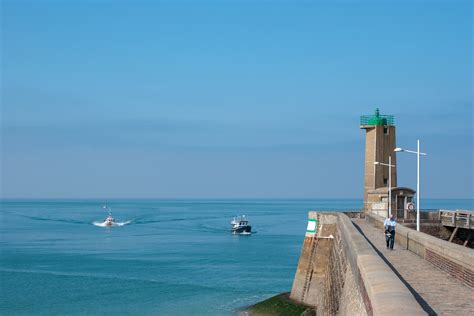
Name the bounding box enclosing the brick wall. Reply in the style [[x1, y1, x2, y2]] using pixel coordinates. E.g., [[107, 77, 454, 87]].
[[426, 249, 474, 288]]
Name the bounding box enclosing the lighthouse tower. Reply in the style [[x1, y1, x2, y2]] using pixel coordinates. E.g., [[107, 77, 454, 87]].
[[360, 109, 397, 211]]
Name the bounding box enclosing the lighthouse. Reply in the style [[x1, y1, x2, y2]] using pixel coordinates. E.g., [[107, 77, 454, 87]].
[[360, 109, 415, 217], [360, 108, 397, 207]]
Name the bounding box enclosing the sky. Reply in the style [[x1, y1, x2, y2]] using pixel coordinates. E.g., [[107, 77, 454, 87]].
[[1, 0, 473, 199]]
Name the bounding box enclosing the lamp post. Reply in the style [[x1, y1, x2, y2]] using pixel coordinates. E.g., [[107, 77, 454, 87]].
[[394, 139, 427, 232], [374, 156, 395, 218]]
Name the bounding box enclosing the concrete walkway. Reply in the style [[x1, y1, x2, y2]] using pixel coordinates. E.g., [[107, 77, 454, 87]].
[[352, 218, 474, 316]]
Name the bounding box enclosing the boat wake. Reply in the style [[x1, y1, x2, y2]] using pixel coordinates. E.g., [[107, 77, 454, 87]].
[[237, 231, 252, 236], [92, 220, 132, 227]]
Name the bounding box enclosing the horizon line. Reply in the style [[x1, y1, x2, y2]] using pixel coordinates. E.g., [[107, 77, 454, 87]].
[[1, 197, 473, 201]]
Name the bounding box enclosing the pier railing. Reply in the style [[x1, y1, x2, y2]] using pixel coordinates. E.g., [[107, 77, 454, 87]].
[[440, 210, 474, 229]]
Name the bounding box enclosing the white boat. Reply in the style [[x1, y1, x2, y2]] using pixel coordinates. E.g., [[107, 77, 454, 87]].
[[101, 205, 116, 226], [103, 213, 116, 226], [93, 205, 131, 227], [231, 215, 252, 234]]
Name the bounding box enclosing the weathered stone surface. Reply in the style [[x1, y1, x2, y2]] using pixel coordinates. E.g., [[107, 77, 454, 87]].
[[338, 260, 366, 316], [290, 213, 338, 308]]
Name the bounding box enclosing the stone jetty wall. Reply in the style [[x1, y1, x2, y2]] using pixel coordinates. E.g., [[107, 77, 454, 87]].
[[290, 212, 425, 315]]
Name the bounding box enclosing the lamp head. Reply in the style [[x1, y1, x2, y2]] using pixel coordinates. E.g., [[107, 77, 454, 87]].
[[373, 161, 380, 165], [394, 148, 403, 152]]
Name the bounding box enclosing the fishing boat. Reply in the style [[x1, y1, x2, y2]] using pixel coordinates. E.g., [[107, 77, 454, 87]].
[[231, 215, 251, 234]]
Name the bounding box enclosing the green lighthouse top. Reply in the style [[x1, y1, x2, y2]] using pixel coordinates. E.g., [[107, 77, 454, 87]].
[[360, 108, 394, 126]]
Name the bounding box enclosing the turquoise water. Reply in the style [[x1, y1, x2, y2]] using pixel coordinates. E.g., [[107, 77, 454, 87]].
[[1, 199, 472, 315]]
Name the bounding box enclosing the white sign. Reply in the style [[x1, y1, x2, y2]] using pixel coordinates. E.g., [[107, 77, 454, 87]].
[[306, 220, 317, 232], [305, 219, 317, 237]]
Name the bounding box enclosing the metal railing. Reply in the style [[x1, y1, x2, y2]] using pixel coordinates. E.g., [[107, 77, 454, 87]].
[[360, 114, 394, 126]]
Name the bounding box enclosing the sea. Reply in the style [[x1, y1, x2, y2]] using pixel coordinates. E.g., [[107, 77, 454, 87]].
[[1, 198, 473, 316]]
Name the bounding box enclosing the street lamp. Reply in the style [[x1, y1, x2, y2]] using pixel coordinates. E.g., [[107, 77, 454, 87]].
[[374, 156, 395, 218], [394, 139, 427, 232]]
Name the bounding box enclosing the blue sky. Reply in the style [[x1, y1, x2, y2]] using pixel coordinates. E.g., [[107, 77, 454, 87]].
[[1, 0, 472, 198]]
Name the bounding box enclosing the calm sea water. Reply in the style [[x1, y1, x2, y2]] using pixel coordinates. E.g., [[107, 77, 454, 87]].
[[1, 199, 472, 315]]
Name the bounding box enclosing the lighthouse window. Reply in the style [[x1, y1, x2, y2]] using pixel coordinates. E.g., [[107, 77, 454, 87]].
[[384, 127, 389, 135], [383, 178, 388, 185]]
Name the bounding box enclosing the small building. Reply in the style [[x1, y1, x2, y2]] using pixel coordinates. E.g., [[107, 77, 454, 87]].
[[367, 187, 415, 218]]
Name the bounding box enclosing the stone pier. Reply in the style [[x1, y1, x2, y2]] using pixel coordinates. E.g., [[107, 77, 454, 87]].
[[290, 212, 425, 316], [289, 210, 474, 315]]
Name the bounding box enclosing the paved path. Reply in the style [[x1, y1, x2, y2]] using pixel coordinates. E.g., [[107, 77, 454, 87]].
[[352, 218, 474, 316]]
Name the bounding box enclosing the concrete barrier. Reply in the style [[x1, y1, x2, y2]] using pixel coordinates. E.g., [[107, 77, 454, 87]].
[[290, 212, 425, 315], [365, 212, 474, 288]]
